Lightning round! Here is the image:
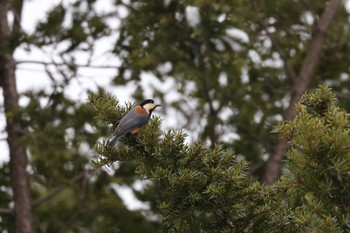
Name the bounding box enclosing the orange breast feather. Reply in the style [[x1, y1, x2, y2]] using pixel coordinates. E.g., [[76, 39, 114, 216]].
[[134, 106, 148, 115]]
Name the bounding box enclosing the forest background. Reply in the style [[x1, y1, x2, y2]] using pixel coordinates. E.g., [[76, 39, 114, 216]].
[[1, 0, 350, 232]]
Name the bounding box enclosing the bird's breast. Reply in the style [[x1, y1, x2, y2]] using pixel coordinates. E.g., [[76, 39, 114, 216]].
[[134, 106, 149, 115]]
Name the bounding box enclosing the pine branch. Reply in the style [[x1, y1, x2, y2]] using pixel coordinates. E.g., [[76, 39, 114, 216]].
[[277, 86, 350, 232], [89, 93, 290, 232]]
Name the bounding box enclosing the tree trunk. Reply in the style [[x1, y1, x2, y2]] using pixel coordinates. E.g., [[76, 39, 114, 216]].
[[262, 0, 342, 184], [0, 1, 32, 233]]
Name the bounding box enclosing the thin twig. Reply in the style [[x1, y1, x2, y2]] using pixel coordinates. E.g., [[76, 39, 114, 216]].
[[0, 208, 13, 214], [16, 60, 121, 69], [334, 91, 350, 99]]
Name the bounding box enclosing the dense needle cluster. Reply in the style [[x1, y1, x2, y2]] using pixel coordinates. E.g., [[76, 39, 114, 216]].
[[89, 86, 350, 232]]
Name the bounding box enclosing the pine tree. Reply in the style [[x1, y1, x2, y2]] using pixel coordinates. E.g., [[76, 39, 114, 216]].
[[277, 85, 350, 232], [110, 0, 349, 183], [0, 88, 163, 232], [90, 85, 350, 232], [89, 93, 288, 232], [2, 0, 350, 231], [1, 1, 164, 232]]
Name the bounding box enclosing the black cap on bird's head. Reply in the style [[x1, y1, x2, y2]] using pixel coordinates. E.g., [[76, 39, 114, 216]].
[[140, 99, 154, 106], [140, 99, 161, 114]]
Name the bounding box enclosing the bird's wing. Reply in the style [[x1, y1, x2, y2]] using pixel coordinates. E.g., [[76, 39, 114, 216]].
[[114, 108, 150, 137]]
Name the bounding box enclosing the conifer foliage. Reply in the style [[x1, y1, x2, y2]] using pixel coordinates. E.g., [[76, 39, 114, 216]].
[[277, 85, 350, 232], [90, 86, 350, 232], [89, 93, 275, 232]]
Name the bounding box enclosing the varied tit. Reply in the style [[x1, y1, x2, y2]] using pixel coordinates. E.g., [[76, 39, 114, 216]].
[[108, 99, 161, 147]]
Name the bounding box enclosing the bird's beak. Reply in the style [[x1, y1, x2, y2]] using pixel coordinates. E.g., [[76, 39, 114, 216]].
[[156, 104, 161, 108]]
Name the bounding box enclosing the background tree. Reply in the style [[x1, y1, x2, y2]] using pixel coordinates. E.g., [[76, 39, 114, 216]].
[[1, 1, 32, 232], [1, 0, 163, 232], [1, 0, 350, 232], [111, 0, 349, 184]]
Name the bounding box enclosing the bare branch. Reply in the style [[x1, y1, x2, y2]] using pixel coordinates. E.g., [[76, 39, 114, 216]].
[[16, 60, 121, 69], [0, 207, 13, 214], [262, 0, 342, 185], [285, 0, 342, 120], [334, 91, 350, 99]]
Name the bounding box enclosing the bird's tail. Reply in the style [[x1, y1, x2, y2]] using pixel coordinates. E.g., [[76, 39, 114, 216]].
[[108, 135, 120, 147]]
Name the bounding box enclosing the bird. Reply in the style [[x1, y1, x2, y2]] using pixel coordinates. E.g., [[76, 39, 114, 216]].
[[108, 99, 161, 147]]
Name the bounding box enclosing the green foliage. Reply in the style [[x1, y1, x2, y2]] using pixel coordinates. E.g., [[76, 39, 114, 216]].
[[91, 86, 350, 232], [34, 0, 111, 51], [0, 88, 163, 232], [0, 163, 15, 233], [2, 0, 350, 232], [277, 85, 350, 232], [90, 92, 297, 232], [111, 0, 350, 181]]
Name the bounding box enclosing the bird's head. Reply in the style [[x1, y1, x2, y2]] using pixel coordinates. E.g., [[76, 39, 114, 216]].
[[140, 99, 161, 114]]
